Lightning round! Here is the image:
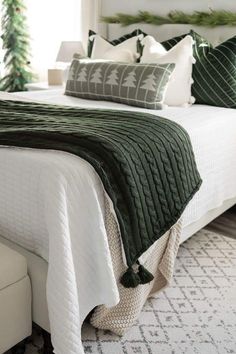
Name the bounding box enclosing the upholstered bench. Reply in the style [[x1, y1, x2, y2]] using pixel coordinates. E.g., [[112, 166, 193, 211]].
[[0, 242, 32, 354]]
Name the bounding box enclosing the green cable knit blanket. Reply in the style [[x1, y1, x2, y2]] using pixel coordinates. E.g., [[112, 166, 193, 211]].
[[0, 100, 202, 287]]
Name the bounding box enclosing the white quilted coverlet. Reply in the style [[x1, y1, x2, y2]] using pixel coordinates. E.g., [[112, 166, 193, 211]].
[[14, 89, 236, 229], [0, 91, 236, 354], [0, 147, 120, 353]]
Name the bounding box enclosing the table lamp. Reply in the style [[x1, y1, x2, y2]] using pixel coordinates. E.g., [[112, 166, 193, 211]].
[[48, 41, 85, 85], [56, 41, 85, 63]]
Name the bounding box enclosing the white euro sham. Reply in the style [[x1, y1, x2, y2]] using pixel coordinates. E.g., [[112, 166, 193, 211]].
[[141, 35, 195, 107], [90, 34, 141, 63]]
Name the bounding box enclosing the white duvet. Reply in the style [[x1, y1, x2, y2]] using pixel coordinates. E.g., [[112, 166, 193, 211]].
[[0, 90, 236, 354]]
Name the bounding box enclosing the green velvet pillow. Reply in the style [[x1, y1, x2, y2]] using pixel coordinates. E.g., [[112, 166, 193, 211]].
[[162, 31, 236, 108], [192, 36, 236, 108], [162, 33, 186, 51], [162, 30, 212, 58]]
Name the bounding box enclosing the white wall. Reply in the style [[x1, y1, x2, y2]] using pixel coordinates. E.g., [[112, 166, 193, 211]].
[[25, 0, 82, 80], [0, 0, 100, 81], [26, 0, 100, 80], [101, 0, 236, 16]]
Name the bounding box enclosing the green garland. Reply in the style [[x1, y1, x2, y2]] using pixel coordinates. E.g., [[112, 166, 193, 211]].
[[102, 10, 236, 27], [0, 0, 33, 92]]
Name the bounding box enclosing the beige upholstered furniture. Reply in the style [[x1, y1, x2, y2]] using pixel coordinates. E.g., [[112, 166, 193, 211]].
[[0, 243, 32, 354]]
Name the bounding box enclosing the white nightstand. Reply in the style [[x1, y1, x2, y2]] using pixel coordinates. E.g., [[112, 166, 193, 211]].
[[25, 82, 65, 91]]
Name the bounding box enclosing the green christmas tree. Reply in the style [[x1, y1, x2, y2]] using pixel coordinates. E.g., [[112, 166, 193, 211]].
[[0, 0, 33, 92]]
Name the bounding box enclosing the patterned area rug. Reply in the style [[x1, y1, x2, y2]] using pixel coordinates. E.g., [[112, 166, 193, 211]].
[[8, 229, 236, 354]]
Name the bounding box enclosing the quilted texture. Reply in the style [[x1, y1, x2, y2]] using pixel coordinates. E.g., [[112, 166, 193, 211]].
[[0, 100, 201, 276], [65, 61, 175, 109]]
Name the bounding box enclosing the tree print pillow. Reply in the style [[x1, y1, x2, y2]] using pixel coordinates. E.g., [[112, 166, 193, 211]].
[[65, 59, 175, 109]]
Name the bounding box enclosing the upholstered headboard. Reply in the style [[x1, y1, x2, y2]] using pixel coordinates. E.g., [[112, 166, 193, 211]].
[[102, 24, 236, 46]]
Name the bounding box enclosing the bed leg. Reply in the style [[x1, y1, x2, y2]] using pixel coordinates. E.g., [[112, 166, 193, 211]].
[[42, 329, 54, 354], [11, 340, 26, 354]]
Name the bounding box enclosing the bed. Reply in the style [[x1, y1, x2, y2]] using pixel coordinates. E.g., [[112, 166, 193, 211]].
[[0, 24, 236, 354]]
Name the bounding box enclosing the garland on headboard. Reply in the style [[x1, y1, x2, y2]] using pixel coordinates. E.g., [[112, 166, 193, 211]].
[[102, 10, 236, 27]]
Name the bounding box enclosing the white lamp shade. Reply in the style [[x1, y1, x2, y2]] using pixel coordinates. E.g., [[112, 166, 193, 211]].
[[56, 41, 85, 62]]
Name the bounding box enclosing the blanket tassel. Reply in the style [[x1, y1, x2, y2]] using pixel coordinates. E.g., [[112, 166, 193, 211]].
[[137, 261, 154, 284], [120, 262, 154, 288], [120, 267, 140, 288]]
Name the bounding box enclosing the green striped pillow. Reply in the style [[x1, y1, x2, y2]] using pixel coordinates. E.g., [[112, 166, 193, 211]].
[[162, 30, 212, 58], [193, 36, 236, 108], [162, 31, 236, 108], [162, 33, 186, 51]]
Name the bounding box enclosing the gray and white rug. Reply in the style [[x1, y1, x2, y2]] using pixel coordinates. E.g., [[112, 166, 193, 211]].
[[15, 229, 236, 354]]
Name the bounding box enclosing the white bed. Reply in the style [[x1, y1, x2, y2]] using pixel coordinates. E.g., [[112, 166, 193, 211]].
[[0, 24, 236, 354], [9, 87, 236, 239], [0, 89, 236, 350]]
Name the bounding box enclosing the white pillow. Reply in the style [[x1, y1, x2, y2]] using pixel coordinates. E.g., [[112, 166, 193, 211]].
[[141, 35, 195, 107], [90, 34, 141, 63]]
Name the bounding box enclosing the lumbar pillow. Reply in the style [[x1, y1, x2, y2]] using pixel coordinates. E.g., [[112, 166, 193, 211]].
[[65, 59, 175, 109], [64, 55, 113, 81], [141, 35, 195, 107]]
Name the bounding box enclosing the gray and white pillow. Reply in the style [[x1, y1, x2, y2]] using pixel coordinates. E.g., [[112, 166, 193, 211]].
[[65, 59, 175, 109]]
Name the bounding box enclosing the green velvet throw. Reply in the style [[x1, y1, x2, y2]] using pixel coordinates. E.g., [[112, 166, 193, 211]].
[[0, 100, 202, 287]]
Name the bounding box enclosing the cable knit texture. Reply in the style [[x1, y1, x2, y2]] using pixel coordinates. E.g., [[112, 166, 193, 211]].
[[0, 100, 202, 279]]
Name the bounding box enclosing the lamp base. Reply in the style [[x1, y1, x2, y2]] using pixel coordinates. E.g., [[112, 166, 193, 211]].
[[48, 69, 63, 85]]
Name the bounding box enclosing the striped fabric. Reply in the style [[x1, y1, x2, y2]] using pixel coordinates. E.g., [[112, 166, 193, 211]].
[[192, 36, 236, 108], [162, 31, 236, 108], [88, 29, 147, 58], [161, 33, 186, 51], [162, 30, 211, 59]]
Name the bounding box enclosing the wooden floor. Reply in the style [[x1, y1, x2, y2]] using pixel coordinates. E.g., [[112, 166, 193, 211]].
[[207, 204, 236, 239]]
